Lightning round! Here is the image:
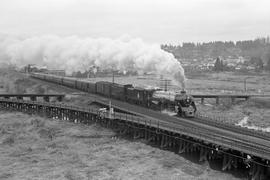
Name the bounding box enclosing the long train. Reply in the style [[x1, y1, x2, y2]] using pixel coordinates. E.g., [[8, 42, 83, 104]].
[[30, 73, 197, 117]]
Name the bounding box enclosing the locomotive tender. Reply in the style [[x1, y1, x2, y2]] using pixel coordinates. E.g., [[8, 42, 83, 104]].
[[30, 73, 196, 118]]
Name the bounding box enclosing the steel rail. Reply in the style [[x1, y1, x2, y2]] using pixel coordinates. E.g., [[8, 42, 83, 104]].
[[195, 113, 270, 141], [0, 99, 269, 161], [93, 97, 270, 142], [29, 74, 270, 141], [82, 98, 270, 160]]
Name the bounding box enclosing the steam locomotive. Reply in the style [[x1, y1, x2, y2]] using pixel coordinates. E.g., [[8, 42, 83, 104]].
[[30, 73, 196, 118]]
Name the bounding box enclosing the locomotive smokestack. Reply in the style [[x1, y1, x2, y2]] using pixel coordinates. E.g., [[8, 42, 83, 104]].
[[180, 90, 186, 95]]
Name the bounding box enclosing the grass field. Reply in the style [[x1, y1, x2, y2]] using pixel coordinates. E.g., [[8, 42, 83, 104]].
[[89, 72, 270, 94], [0, 112, 245, 180]]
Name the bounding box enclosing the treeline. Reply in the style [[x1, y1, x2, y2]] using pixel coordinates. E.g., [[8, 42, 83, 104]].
[[161, 36, 270, 71], [161, 37, 270, 59]]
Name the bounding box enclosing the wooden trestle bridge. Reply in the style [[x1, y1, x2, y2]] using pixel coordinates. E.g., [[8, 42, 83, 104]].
[[0, 97, 269, 179]]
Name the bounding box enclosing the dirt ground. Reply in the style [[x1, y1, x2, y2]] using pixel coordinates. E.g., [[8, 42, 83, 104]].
[[0, 112, 245, 180]]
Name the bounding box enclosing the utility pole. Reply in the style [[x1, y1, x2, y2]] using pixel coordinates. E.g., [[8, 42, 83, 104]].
[[112, 70, 114, 84], [164, 79, 169, 91], [244, 77, 252, 92], [160, 79, 171, 91]]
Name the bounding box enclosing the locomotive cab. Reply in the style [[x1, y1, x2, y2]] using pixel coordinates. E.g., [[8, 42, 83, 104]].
[[175, 90, 196, 118]]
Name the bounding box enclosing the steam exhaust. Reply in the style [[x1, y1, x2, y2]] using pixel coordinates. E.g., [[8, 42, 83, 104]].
[[0, 34, 186, 89]]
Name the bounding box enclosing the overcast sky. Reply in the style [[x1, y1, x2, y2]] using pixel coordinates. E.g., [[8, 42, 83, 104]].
[[0, 0, 269, 44]]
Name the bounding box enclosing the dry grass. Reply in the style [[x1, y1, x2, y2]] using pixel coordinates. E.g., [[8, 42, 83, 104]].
[[0, 112, 244, 180]]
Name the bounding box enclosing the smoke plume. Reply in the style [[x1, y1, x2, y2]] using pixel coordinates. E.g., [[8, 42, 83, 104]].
[[0, 34, 186, 88]]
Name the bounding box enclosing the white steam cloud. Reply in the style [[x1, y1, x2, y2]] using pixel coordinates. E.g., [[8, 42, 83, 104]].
[[0, 34, 186, 88]]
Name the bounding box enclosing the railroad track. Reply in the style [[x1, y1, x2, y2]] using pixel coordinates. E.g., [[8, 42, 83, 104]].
[[156, 115, 270, 160], [195, 113, 270, 142], [88, 97, 270, 159], [1, 98, 270, 172], [29, 74, 270, 141], [26, 76, 270, 160], [92, 95, 270, 140], [58, 88, 270, 159]]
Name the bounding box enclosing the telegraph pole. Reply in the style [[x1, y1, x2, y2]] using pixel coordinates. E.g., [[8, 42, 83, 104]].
[[112, 70, 114, 84], [244, 77, 251, 92]]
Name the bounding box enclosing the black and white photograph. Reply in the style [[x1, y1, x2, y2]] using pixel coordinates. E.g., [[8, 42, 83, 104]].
[[0, 0, 270, 179]]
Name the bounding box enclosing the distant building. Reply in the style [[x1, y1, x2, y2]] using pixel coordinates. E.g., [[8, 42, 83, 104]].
[[246, 66, 255, 70], [46, 70, 66, 76]]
